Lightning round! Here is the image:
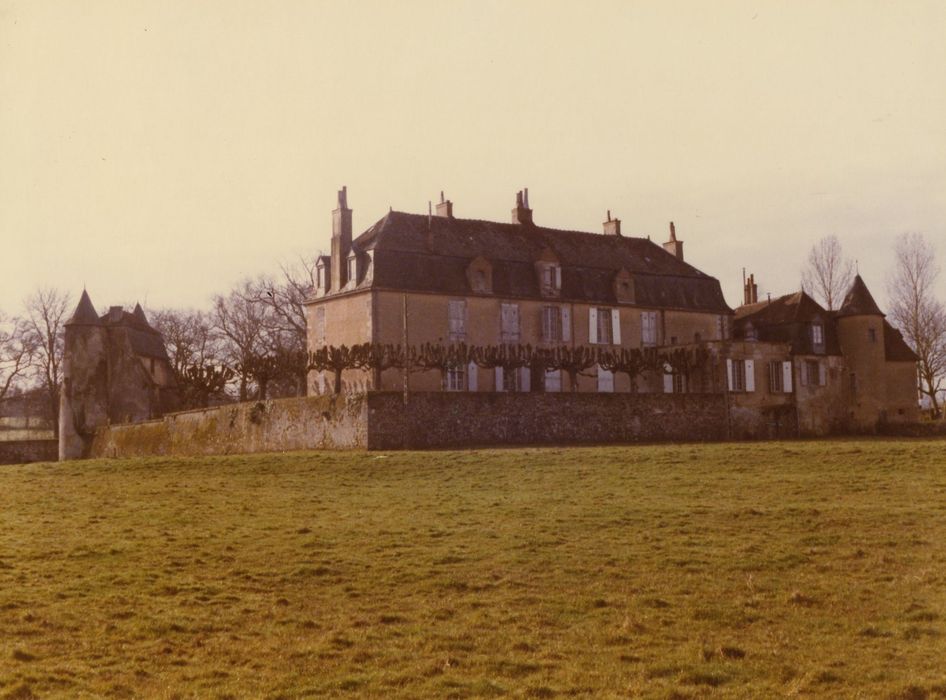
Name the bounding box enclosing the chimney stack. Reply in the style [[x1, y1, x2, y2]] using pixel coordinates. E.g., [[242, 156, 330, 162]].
[[662, 221, 684, 261], [743, 273, 759, 305], [512, 188, 533, 225], [330, 186, 353, 292], [434, 190, 453, 218], [603, 210, 622, 236]]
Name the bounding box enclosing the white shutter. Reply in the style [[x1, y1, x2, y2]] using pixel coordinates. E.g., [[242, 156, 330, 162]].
[[520, 367, 531, 392], [726, 359, 734, 391], [611, 309, 621, 345], [561, 306, 571, 342], [588, 308, 598, 344], [745, 359, 755, 392], [783, 361, 793, 393], [663, 372, 674, 394], [818, 363, 827, 386], [554, 266, 562, 290], [544, 370, 561, 392], [495, 366, 504, 392], [597, 366, 614, 393], [467, 361, 477, 392]]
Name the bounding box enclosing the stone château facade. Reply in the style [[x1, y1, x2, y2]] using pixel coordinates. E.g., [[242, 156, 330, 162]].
[[305, 187, 919, 436]]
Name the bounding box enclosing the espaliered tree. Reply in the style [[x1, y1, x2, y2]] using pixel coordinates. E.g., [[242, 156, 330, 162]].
[[597, 347, 653, 392], [542, 345, 598, 391], [474, 344, 535, 389], [415, 342, 476, 388], [358, 343, 413, 389], [308, 344, 362, 394], [177, 364, 235, 409]]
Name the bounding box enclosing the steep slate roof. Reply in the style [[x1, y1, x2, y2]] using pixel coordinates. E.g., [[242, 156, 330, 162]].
[[733, 291, 842, 355], [350, 211, 731, 313], [101, 309, 169, 360], [838, 275, 884, 317], [883, 320, 918, 362], [65, 290, 101, 325]]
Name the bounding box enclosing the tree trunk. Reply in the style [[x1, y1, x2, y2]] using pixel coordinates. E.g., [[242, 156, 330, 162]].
[[333, 369, 342, 394]]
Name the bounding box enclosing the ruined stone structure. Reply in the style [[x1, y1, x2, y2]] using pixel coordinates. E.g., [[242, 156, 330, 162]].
[[306, 188, 919, 437], [59, 291, 178, 460]]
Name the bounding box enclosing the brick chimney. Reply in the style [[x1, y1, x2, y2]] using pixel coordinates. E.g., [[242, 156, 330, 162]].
[[434, 191, 453, 218], [662, 221, 684, 261], [743, 272, 759, 305], [603, 210, 621, 236], [330, 186, 352, 292], [512, 188, 533, 225]]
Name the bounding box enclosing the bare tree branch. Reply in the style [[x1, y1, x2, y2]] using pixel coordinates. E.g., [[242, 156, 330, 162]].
[[801, 235, 855, 310], [22, 287, 71, 437]]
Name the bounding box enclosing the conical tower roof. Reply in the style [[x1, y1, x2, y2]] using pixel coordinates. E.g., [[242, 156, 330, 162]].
[[132, 302, 149, 325], [65, 289, 101, 325], [837, 275, 884, 317]]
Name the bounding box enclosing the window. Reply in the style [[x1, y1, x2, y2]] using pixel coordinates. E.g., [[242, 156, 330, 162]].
[[745, 322, 758, 341], [642, 311, 658, 347], [589, 308, 620, 345], [731, 359, 745, 392], [496, 366, 530, 392], [446, 364, 466, 391], [315, 307, 326, 345], [803, 359, 826, 387], [347, 256, 357, 284], [448, 300, 466, 342], [502, 368, 520, 392], [811, 323, 824, 346], [539, 264, 562, 295], [597, 366, 614, 392], [474, 269, 488, 292], [544, 369, 562, 392], [716, 315, 730, 340], [542, 305, 567, 342], [500, 303, 520, 343], [769, 361, 783, 392], [672, 372, 687, 394], [316, 266, 324, 289], [868, 327, 877, 343], [726, 359, 755, 392]]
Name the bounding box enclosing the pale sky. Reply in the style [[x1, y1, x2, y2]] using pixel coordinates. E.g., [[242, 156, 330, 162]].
[[2, 0, 945, 314]]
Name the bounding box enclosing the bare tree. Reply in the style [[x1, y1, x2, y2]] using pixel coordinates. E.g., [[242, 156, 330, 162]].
[[149, 308, 220, 376], [801, 235, 855, 310], [213, 282, 271, 401], [22, 288, 71, 436], [0, 312, 34, 401], [888, 232, 946, 418]]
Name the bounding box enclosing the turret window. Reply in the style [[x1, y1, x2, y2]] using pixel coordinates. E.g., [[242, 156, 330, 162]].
[[868, 328, 877, 343]]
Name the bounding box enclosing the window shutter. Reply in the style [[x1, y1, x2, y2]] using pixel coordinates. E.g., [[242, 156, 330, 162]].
[[519, 367, 531, 392], [561, 306, 571, 342], [745, 359, 755, 392], [588, 308, 598, 344], [541, 307, 551, 342], [495, 366, 504, 392], [783, 361, 793, 393], [663, 371, 674, 394], [554, 266, 562, 290], [818, 363, 826, 386], [611, 309, 621, 344], [597, 366, 614, 393], [467, 361, 477, 392], [726, 359, 734, 391]]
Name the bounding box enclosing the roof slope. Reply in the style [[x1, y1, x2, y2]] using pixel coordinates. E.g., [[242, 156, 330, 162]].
[[734, 291, 842, 355], [883, 321, 918, 362], [838, 275, 884, 317], [351, 212, 731, 312], [66, 290, 101, 325]]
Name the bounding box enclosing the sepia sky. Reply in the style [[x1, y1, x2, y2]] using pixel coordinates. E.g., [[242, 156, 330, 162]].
[[1, 0, 945, 313]]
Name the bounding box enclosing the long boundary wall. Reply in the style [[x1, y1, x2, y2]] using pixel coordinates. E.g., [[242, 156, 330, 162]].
[[366, 392, 729, 449], [90, 394, 369, 458], [0, 439, 58, 465], [89, 391, 730, 458]]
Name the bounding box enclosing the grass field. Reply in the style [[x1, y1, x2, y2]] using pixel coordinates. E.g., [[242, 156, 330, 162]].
[[2, 440, 946, 699]]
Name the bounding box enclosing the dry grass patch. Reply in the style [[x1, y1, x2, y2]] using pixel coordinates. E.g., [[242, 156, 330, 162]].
[[1, 438, 946, 696]]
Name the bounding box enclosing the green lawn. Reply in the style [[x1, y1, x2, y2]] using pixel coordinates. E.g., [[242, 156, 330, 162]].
[[1, 440, 945, 699]]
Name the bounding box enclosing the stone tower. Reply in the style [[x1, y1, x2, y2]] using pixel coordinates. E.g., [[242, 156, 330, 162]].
[[59, 290, 110, 460], [836, 275, 887, 429], [59, 291, 178, 460]]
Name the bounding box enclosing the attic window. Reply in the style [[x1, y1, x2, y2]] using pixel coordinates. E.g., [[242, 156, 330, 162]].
[[473, 270, 488, 292], [811, 323, 824, 346], [539, 264, 562, 296], [348, 256, 357, 284]]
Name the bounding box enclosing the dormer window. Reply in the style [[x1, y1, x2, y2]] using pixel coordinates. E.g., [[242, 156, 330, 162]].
[[745, 322, 758, 342], [811, 321, 825, 353], [466, 256, 492, 294], [539, 263, 562, 296], [347, 255, 358, 285]]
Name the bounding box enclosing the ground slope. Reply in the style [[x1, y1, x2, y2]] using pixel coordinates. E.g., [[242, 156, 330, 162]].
[[1, 440, 945, 698]]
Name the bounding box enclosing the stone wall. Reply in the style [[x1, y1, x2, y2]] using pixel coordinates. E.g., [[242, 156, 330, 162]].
[[365, 391, 729, 449], [0, 439, 58, 465], [90, 393, 368, 458]]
